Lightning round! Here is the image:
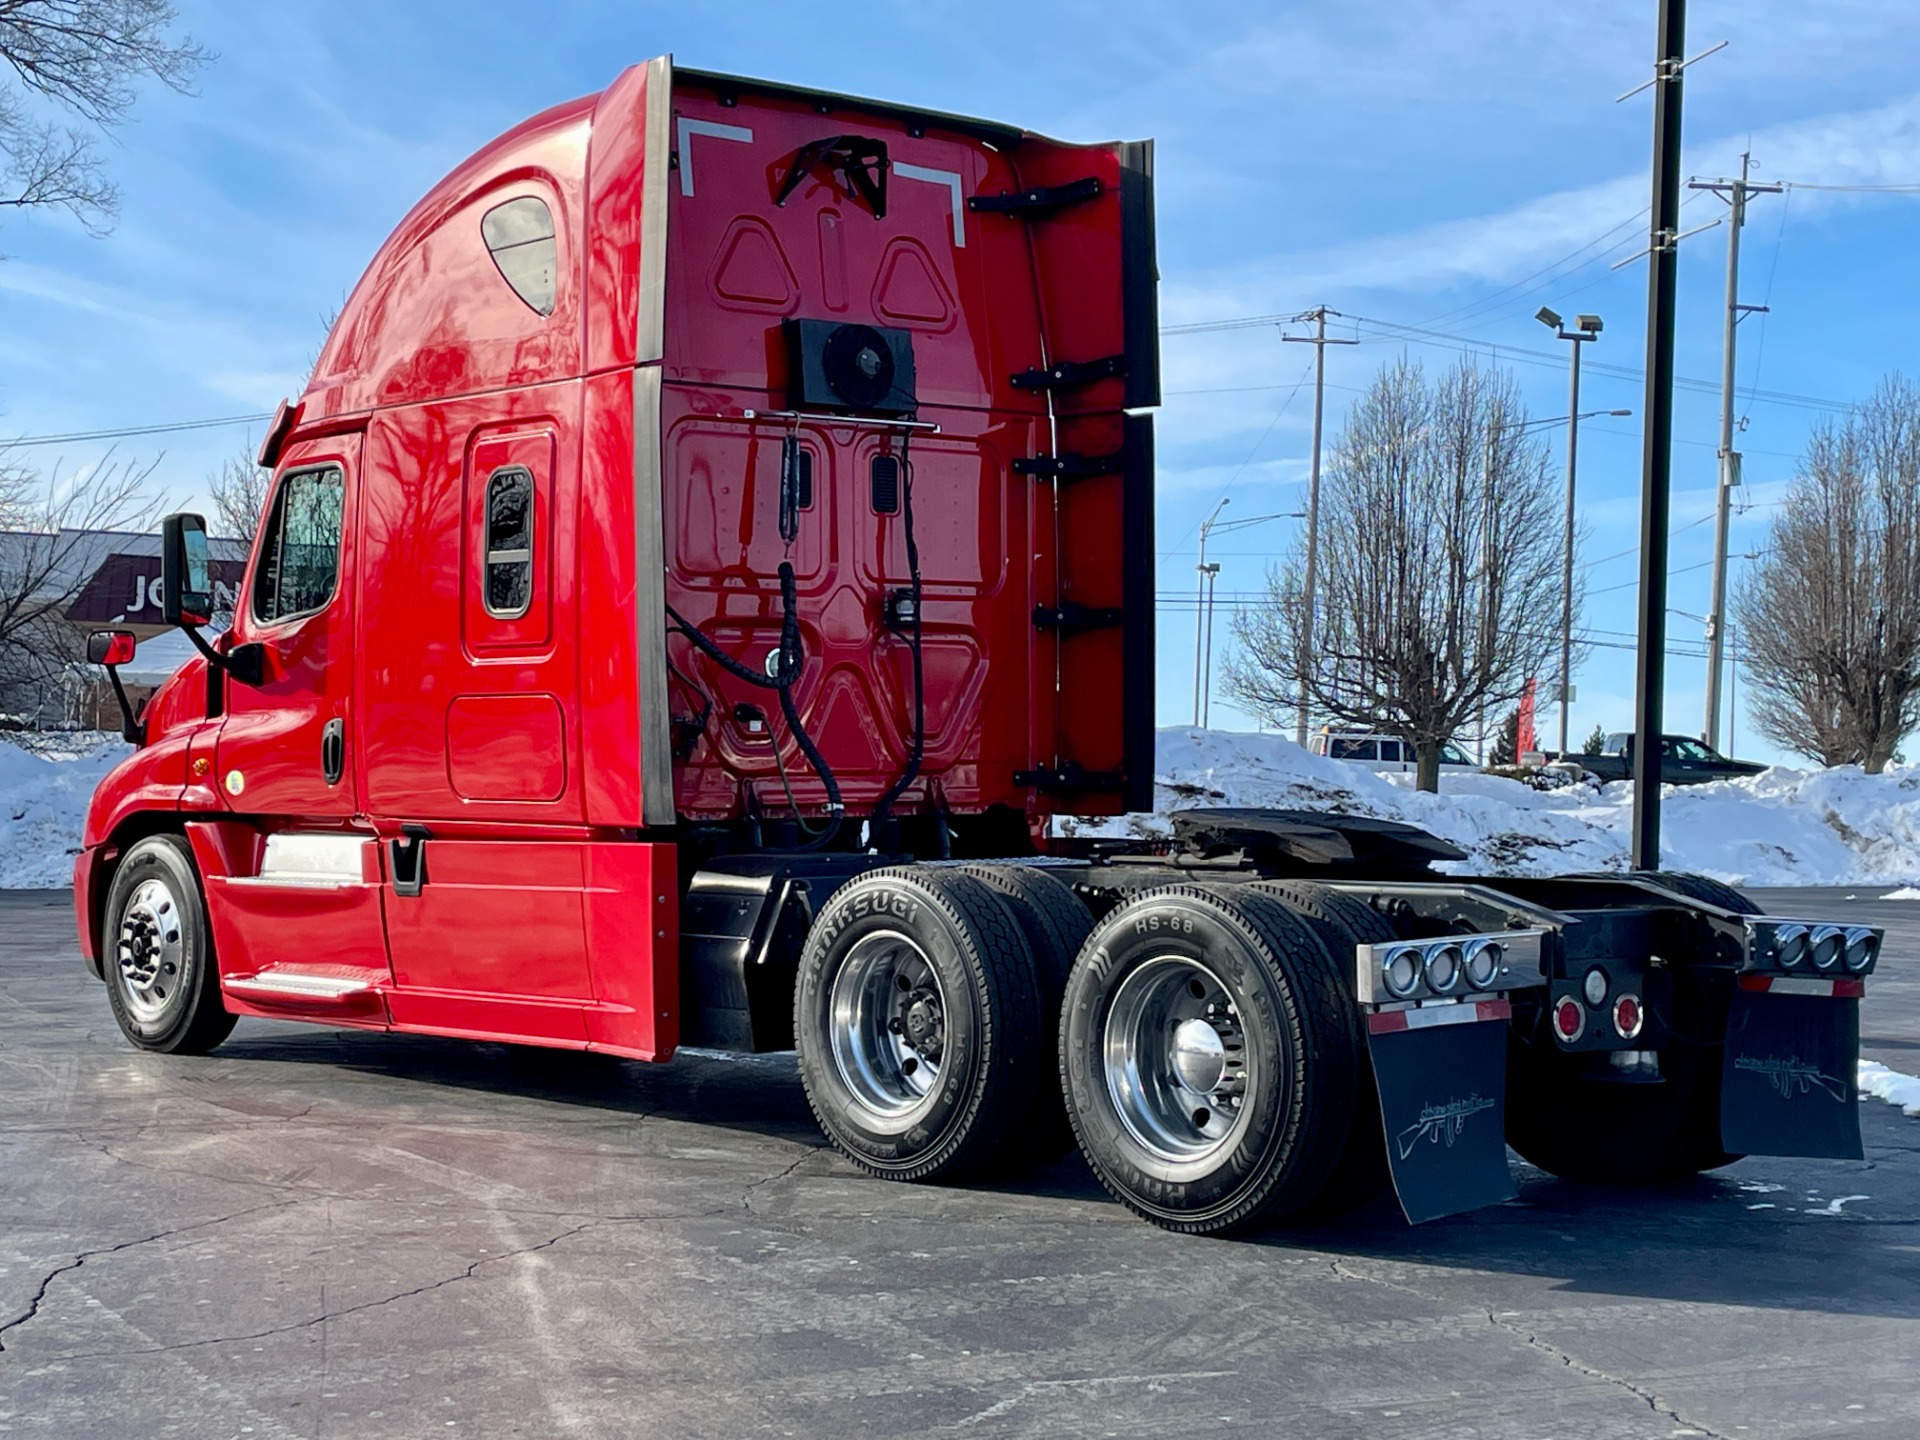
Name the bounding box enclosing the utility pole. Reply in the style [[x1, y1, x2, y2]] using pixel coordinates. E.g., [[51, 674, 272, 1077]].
[[1627, 0, 1694, 870], [1282, 306, 1357, 746], [1690, 153, 1780, 750], [1200, 562, 1222, 727], [1192, 498, 1229, 726]]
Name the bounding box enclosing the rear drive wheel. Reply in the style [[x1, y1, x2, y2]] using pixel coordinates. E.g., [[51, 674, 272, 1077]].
[[795, 867, 1046, 1182], [958, 864, 1093, 1164], [1251, 881, 1395, 1214], [103, 835, 235, 1055], [1061, 885, 1360, 1234], [1646, 870, 1760, 916]]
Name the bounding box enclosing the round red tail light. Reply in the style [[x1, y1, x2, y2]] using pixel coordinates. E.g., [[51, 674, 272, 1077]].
[[1612, 993, 1643, 1041], [1553, 996, 1585, 1043]]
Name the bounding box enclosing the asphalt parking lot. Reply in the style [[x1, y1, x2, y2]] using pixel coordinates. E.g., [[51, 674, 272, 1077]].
[[4, 885, 1919, 1439]]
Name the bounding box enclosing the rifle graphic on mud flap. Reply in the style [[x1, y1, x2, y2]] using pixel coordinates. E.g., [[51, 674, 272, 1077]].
[[1394, 1093, 1497, 1159], [1733, 1055, 1852, 1103]]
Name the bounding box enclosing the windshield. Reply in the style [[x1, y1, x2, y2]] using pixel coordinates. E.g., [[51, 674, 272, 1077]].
[[1440, 742, 1472, 765]]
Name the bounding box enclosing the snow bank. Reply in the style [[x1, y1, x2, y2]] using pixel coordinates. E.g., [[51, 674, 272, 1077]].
[[1859, 1061, 1920, 1118], [0, 735, 126, 887], [1063, 726, 1920, 887]]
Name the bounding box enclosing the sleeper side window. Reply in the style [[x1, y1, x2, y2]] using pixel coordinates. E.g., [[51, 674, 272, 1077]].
[[252, 466, 345, 625], [481, 197, 556, 316], [483, 466, 534, 619]]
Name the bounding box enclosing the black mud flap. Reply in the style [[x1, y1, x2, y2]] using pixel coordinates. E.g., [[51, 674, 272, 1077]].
[[1367, 1001, 1515, 1224], [1720, 980, 1863, 1160]]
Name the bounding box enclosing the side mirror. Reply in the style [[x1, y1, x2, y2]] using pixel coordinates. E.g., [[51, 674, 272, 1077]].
[[86, 630, 145, 745], [87, 630, 137, 666], [161, 513, 214, 628]]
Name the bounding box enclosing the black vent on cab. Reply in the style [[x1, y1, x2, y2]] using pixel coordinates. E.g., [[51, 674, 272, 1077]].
[[786, 318, 917, 416], [870, 455, 900, 514]]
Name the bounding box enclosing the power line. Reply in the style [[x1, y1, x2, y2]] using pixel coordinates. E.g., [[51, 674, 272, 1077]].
[[0, 412, 273, 449]]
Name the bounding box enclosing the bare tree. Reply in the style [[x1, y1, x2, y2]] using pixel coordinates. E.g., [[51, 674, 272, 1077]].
[[1734, 375, 1920, 772], [0, 448, 159, 714], [1225, 356, 1570, 791], [209, 442, 269, 543], [0, 1, 206, 234]]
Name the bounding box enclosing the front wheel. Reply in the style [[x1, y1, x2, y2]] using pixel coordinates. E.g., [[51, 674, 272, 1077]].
[[102, 835, 235, 1055]]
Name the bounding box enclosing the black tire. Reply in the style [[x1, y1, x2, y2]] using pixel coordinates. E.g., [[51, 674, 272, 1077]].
[[1506, 961, 1739, 1183], [794, 867, 1046, 1182], [957, 864, 1093, 1164], [101, 834, 235, 1055], [1060, 884, 1361, 1234], [1645, 871, 1760, 915], [1250, 882, 1395, 1215]]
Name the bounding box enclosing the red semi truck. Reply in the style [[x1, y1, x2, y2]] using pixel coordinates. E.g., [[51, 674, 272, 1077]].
[[75, 58, 1881, 1233]]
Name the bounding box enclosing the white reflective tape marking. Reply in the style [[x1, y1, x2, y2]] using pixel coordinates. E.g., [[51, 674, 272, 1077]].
[[677, 118, 754, 197], [1767, 977, 1850, 997], [894, 162, 966, 247]]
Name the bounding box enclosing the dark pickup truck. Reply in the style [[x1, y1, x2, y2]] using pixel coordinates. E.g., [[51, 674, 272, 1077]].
[[1553, 733, 1767, 786]]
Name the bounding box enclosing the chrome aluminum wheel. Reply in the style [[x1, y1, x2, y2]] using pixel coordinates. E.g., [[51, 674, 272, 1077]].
[[828, 929, 949, 1121], [1103, 956, 1258, 1164], [116, 876, 185, 1025]]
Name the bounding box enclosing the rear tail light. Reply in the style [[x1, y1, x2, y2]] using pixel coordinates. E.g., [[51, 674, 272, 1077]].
[[1463, 938, 1502, 990], [1776, 924, 1809, 969], [1553, 996, 1585, 1042], [1844, 927, 1878, 974], [1612, 993, 1643, 1041], [1381, 946, 1421, 999], [1810, 925, 1843, 972], [1424, 944, 1464, 994]]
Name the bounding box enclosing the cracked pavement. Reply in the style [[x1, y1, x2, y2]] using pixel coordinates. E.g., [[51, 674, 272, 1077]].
[[2, 886, 1919, 1437]]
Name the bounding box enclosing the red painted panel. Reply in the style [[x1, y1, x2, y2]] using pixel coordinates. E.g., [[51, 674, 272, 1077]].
[[386, 990, 590, 1047], [446, 694, 566, 801], [577, 368, 643, 826], [305, 103, 590, 420], [383, 838, 590, 1001], [581, 842, 677, 1059], [358, 385, 582, 825]]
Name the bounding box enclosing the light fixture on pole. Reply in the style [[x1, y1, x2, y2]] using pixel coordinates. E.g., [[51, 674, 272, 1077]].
[[1192, 498, 1230, 726], [1536, 307, 1609, 758], [1194, 509, 1305, 730]]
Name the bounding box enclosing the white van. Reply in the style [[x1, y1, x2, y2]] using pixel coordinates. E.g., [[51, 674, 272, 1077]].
[[1307, 729, 1478, 775]]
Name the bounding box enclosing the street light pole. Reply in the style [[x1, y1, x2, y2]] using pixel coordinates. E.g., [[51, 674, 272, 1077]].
[[1536, 308, 1605, 756], [1193, 509, 1304, 730], [1192, 497, 1229, 727]]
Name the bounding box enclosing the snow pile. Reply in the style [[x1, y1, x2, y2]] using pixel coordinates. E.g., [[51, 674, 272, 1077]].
[[1064, 727, 1920, 887], [0, 735, 127, 887], [1859, 1061, 1920, 1118]]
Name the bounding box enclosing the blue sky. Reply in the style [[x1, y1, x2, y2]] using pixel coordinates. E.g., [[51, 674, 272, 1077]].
[[6, 1, 1920, 764]]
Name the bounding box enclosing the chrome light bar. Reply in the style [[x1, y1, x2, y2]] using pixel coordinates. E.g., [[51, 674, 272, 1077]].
[[1355, 930, 1548, 1006], [1743, 917, 1882, 977]]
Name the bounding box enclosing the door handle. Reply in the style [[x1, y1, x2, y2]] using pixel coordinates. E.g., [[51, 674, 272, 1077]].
[[321, 718, 345, 786]]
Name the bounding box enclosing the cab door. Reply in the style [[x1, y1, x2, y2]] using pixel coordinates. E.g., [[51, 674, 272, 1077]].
[[200, 434, 393, 998], [214, 438, 362, 817]]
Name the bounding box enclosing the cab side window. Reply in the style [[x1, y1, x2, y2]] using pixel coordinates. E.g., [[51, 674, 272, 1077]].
[[253, 466, 346, 624], [483, 466, 534, 618]]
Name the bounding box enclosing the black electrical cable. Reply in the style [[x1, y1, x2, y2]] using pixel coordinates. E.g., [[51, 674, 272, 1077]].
[[665, 561, 844, 850], [871, 429, 926, 829]]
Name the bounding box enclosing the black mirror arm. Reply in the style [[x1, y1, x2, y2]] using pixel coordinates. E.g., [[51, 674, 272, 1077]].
[[179, 624, 265, 688], [101, 664, 145, 746]]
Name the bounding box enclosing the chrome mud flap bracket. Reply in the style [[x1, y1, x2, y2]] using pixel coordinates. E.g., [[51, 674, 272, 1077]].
[[1367, 1000, 1516, 1224], [1720, 975, 1864, 1160]]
